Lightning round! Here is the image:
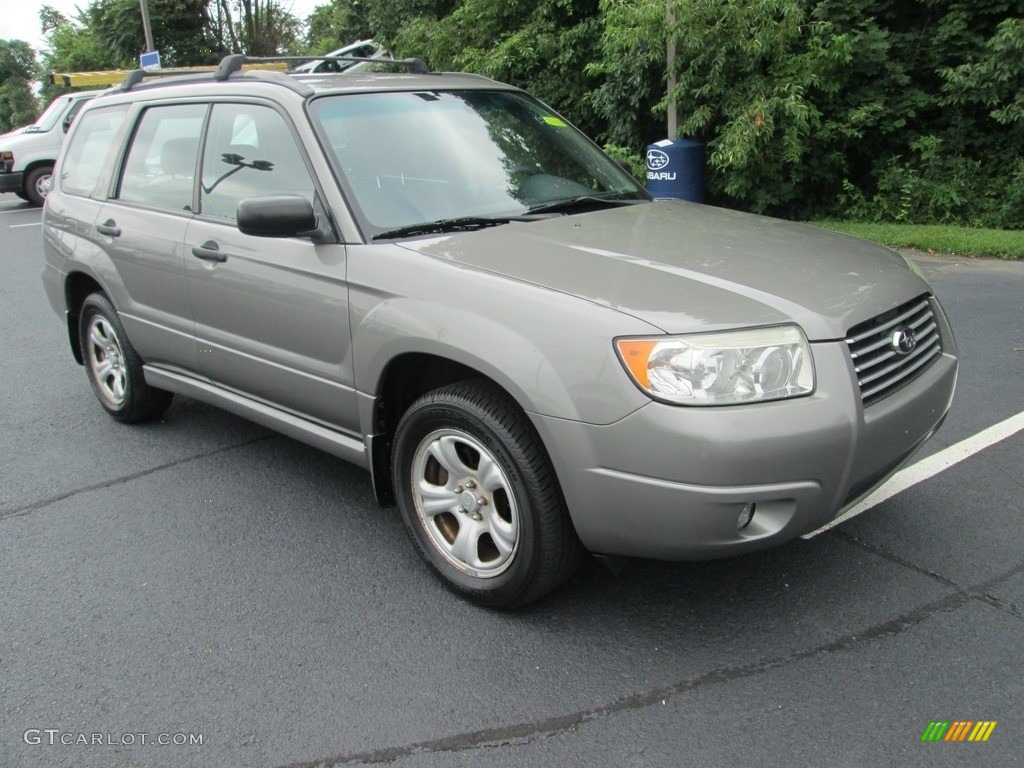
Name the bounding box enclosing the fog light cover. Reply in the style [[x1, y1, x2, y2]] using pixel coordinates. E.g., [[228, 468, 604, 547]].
[[737, 503, 756, 530]]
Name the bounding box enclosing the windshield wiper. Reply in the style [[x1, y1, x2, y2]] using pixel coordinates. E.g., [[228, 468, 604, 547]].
[[525, 195, 647, 216], [372, 216, 523, 241]]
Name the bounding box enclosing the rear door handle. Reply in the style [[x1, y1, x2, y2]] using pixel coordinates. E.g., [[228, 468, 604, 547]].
[[96, 219, 121, 237], [191, 240, 228, 263]]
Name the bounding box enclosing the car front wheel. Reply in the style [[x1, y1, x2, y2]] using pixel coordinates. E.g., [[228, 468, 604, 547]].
[[79, 293, 173, 423], [392, 380, 583, 608], [25, 165, 52, 207]]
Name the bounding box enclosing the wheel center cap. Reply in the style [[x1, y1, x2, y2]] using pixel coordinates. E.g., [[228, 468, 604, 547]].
[[460, 490, 481, 514]]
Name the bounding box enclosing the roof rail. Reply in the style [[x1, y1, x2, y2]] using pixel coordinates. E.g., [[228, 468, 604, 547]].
[[105, 61, 291, 93], [215, 54, 434, 79], [52, 54, 432, 93]]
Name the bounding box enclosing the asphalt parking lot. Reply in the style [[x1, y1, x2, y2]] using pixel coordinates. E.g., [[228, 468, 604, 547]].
[[2, 194, 1021, 767]]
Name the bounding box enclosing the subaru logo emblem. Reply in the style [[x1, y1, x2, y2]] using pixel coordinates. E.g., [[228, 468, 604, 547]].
[[891, 326, 917, 355], [647, 149, 670, 171]]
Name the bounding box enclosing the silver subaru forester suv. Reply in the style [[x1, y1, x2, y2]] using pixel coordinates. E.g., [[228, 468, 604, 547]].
[[42, 56, 958, 607]]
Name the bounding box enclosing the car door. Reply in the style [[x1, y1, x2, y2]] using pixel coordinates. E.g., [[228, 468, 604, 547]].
[[91, 102, 207, 370], [184, 101, 357, 431]]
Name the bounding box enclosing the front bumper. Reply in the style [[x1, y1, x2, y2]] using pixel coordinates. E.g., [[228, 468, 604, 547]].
[[530, 337, 958, 561], [0, 171, 24, 194]]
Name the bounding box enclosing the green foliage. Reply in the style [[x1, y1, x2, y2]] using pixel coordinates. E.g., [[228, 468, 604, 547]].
[[88, 0, 220, 65], [40, 0, 222, 71], [0, 39, 40, 132], [594, 0, 1024, 226], [20, 0, 1024, 228], [366, 0, 456, 49], [306, 0, 373, 53], [389, 1, 604, 135], [602, 143, 646, 181], [229, 0, 303, 56], [941, 17, 1024, 127], [587, 1, 665, 148], [39, 0, 302, 84], [672, 1, 852, 213]]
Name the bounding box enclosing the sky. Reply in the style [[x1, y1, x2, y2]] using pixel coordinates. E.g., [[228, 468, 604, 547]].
[[2, 0, 325, 54]]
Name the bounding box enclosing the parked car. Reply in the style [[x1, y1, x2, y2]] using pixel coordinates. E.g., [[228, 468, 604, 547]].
[[1, 90, 100, 205], [290, 39, 386, 74], [41, 56, 957, 607]]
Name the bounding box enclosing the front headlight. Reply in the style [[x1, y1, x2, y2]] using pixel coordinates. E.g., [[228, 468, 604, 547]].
[[616, 325, 814, 405], [0, 151, 13, 173]]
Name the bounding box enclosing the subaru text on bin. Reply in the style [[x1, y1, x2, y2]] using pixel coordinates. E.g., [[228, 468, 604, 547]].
[[41, 56, 958, 607]]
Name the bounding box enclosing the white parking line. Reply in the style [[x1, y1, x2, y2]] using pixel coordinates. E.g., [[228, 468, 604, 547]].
[[9, 222, 41, 228], [804, 409, 1024, 538]]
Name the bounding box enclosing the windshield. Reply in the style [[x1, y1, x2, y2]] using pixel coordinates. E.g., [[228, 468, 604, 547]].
[[309, 90, 647, 237], [32, 96, 73, 132]]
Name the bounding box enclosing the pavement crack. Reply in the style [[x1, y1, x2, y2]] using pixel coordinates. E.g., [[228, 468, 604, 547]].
[[277, 582, 995, 768], [0, 435, 274, 522], [834, 530, 965, 591], [978, 592, 1024, 620], [834, 532, 1024, 621]]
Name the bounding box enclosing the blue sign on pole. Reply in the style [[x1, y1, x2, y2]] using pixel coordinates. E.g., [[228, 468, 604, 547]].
[[139, 50, 161, 70]]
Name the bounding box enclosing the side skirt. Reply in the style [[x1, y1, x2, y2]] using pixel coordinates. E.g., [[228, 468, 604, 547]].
[[143, 365, 370, 471]]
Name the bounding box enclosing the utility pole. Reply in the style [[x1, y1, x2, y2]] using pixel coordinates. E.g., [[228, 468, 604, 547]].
[[666, 2, 677, 139], [139, 0, 156, 53]]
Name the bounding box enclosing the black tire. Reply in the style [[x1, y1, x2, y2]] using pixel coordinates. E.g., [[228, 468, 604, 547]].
[[78, 293, 173, 423], [15, 191, 30, 202], [392, 380, 584, 608], [25, 165, 53, 207]]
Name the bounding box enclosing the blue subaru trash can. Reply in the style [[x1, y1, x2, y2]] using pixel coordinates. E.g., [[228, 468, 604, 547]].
[[646, 139, 705, 202]]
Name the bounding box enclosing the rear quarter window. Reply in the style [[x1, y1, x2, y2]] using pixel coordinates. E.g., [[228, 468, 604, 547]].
[[59, 105, 129, 198]]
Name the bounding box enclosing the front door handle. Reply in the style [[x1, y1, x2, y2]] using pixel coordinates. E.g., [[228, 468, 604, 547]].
[[191, 240, 228, 263], [96, 219, 121, 237]]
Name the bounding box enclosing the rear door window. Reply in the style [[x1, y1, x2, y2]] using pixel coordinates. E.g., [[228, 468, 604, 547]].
[[117, 104, 207, 212]]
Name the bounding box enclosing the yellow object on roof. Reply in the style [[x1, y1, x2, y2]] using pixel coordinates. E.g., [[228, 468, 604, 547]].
[[49, 62, 290, 88]]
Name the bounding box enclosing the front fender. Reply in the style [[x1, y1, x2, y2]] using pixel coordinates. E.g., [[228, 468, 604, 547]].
[[347, 243, 657, 426], [353, 298, 582, 420]]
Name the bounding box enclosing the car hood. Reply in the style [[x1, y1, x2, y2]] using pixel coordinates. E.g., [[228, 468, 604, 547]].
[[0, 127, 55, 148], [399, 201, 929, 340]]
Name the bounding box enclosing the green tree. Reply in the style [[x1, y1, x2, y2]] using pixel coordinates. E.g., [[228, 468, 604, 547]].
[[822, 0, 1024, 228], [390, 1, 604, 135], [90, 0, 221, 65], [595, 0, 854, 214], [0, 39, 39, 132], [366, 0, 456, 49], [306, 0, 373, 53]]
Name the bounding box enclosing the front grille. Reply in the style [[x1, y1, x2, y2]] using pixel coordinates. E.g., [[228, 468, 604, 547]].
[[846, 295, 942, 405]]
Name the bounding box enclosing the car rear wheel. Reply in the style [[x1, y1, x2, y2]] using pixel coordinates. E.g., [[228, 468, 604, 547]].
[[79, 293, 173, 423], [25, 165, 53, 207], [392, 380, 583, 608]]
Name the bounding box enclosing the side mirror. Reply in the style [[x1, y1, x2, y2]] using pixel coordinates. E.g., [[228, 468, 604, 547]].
[[237, 194, 318, 238]]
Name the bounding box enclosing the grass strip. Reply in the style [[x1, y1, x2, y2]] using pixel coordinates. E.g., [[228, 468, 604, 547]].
[[810, 221, 1024, 260]]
